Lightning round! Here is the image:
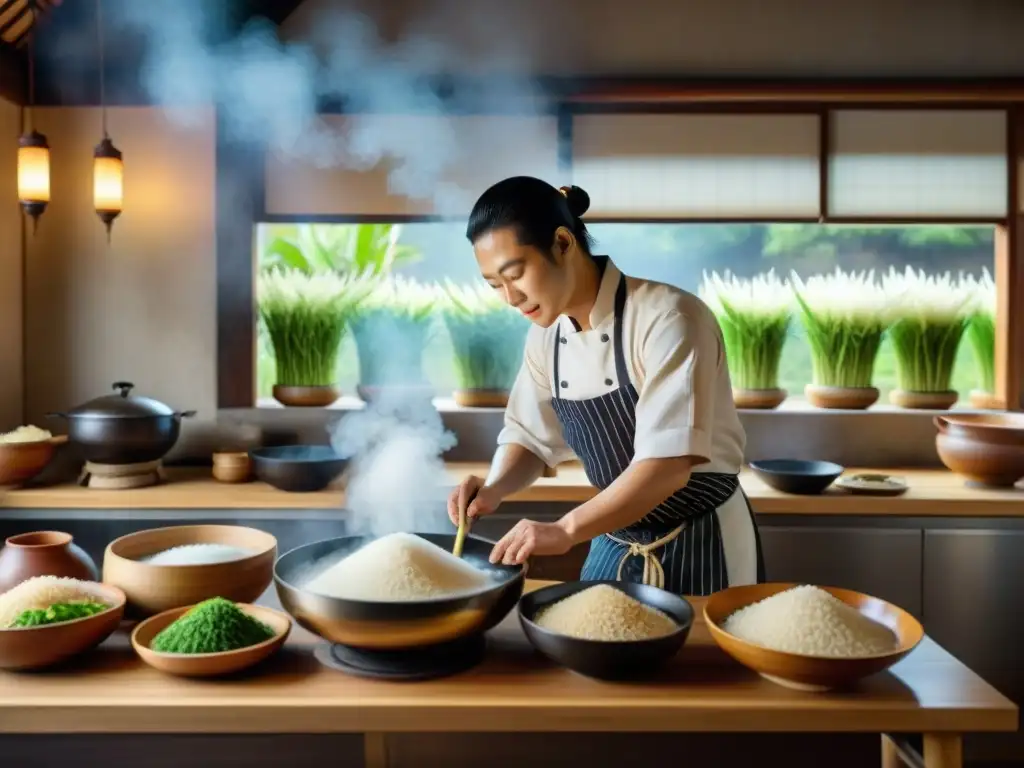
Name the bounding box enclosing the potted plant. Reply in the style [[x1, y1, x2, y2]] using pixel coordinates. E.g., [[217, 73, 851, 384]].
[[700, 270, 792, 409], [349, 276, 440, 403], [257, 269, 370, 407], [791, 268, 891, 410], [882, 266, 975, 410], [441, 281, 530, 407], [963, 270, 997, 409]]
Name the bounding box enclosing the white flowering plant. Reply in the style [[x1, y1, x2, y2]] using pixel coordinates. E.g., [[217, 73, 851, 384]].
[[440, 281, 529, 392], [791, 268, 892, 389], [961, 269, 996, 395], [881, 266, 977, 394], [700, 270, 792, 391], [257, 269, 373, 387]]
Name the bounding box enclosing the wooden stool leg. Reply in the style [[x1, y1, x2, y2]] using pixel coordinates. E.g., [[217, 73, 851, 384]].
[[923, 734, 962, 768], [364, 732, 389, 768], [882, 734, 903, 768]]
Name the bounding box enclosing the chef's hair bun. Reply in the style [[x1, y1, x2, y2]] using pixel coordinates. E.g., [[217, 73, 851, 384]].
[[559, 185, 591, 218]]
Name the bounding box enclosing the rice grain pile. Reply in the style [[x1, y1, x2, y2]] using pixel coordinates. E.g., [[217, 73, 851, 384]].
[[722, 585, 899, 657], [533, 584, 678, 642], [0, 576, 106, 627], [0, 425, 52, 444], [303, 532, 491, 601], [140, 544, 255, 566]]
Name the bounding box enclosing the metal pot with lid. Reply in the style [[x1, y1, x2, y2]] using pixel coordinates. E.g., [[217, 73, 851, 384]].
[[47, 381, 196, 465]]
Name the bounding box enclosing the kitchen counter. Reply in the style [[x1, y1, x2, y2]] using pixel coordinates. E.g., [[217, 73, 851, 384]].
[[0, 581, 1014, 768], [2, 464, 1023, 516]]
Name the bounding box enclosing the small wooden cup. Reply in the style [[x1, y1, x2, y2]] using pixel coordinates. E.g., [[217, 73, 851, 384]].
[[131, 603, 291, 677], [212, 451, 252, 483]]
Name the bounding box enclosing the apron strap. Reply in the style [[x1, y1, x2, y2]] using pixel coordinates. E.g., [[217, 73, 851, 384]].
[[606, 524, 686, 590]]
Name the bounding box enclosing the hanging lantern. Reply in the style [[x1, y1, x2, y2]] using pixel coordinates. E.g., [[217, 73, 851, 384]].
[[18, 130, 50, 232], [93, 135, 122, 240]]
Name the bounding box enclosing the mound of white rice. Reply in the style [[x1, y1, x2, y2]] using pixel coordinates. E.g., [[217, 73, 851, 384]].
[[533, 584, 678, 642], [302, 532, 491, 601], [0, 576, 107, 627], [140, 543, 255, 566], [722, 585, 899, 657]]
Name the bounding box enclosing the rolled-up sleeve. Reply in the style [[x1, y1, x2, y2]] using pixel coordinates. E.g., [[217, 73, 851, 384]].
[[496, 329, 575, 468], [632, 308, 722, 465]]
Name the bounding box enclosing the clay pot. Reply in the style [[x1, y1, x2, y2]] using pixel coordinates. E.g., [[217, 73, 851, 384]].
[[889, 389, 959, 410], [452, 389, 510, 408], [934, 413, 1024, 487], [272, 384, 341, 408], [969, 390, 1003, 410], [0, 531, 99, 593], [805, 384, 879, 410], [733, 388, 787, 410]]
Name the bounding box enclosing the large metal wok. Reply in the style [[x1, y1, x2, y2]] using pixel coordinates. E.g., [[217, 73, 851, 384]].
[[273, 532, 525, 650]]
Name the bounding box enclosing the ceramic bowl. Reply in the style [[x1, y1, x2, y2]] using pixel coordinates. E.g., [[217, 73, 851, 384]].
[[0, 435, 67, 487], [518, 580, 693, 680], [748, 459, 844, 495], [102, 525, 277, 619], [934, 413, 1024, 487], [0, 582, 126, 670], [131, 602, 291, 677], [704, 582, 923, 692], [250, 445, 348, 493]]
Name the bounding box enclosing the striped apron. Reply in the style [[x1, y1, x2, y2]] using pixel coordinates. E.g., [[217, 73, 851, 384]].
[[549, 270, 765, 596]]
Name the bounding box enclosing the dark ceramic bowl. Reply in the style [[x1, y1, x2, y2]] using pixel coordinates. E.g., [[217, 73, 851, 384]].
[[749, 459, 844, 495], [249, 445, 348, 493], [518, 580, 693, 680]]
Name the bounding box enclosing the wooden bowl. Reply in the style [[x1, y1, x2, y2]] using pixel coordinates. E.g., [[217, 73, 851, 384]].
[[102, 525, 277, 619], [0, 582, 126, 670], [934, 413, 1024, 487], [131, 603, 291, 677], [0, 435, 67, 487], [704, 583, 923, 692]]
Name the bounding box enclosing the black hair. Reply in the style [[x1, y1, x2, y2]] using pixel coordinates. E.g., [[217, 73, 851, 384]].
[[465, 176, 595, 257]]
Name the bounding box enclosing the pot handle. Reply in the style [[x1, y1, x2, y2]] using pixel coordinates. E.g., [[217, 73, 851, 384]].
[[112, 381, 134, 397], [176, 410, 198, 420], [934, 415, 949, 434]]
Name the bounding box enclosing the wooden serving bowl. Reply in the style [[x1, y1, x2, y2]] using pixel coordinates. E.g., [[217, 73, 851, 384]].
[[704, 583, 923, 692], [131, 603, 291, 677], [0, 435, 67, 487], [102, 525, 277, 619], [0, 582, 126, 670], [934, 413, 1024, 487]]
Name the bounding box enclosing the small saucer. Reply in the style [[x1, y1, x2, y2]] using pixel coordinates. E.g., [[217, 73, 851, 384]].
[[835, 473, 908, 496]]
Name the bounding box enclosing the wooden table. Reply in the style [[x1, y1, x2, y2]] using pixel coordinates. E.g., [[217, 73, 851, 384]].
[[4, 464, 1024, 516], [0, 582, 1014, 768]]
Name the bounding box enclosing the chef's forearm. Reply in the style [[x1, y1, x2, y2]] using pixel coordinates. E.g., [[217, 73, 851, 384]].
[[484, 443, 547, 500], [557, 457, 693, 544]]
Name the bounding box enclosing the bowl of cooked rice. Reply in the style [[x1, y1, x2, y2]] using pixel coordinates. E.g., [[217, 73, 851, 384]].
[[274, 532, 525, 649], [517, 581, 694, 680], [703, 583, 924, 692], [0, 426, 67, 488], [0, 575, 126, 670], [102, 525, 278, 619]]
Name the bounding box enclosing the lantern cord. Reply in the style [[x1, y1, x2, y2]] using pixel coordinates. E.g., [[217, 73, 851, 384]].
[[97, 0, 107, 138]]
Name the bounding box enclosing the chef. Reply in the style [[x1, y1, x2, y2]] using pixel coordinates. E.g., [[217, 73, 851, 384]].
[[446, 176, 764, 596]]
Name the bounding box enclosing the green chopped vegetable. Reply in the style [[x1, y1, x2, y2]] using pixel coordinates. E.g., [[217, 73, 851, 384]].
[[151, 597, 276, 654], [9, 601, 110, 628]]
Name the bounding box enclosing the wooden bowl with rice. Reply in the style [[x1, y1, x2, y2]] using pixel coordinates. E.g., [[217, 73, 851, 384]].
[[703, 582, 924, 692], [0, 427, 67, 488], [0, 578, 126, 670], [102, 525, 277, 619]]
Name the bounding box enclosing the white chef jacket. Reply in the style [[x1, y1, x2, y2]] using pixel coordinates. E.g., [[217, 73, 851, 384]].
[[497, 258, 746, 475]]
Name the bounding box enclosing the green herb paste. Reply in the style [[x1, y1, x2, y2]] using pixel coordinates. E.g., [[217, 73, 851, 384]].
[[10, 601, 109, 628], [151, 597, 275, 654]]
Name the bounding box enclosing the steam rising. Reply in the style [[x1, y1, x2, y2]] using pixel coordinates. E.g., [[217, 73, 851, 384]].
[[330, 391, 457, 537]]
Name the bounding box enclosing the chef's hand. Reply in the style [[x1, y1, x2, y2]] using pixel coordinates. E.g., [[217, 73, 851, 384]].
[[447, 475, 503, 528], [489, 519, 573, 565]]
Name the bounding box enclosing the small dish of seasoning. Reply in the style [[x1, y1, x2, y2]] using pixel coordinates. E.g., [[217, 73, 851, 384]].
[[130, 597, 291, 677], [834, 473, 909, 497]]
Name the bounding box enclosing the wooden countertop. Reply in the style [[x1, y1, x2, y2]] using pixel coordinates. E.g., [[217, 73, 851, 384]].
[[0, 581, 1014, 735], [2, 464, 1023, 516]]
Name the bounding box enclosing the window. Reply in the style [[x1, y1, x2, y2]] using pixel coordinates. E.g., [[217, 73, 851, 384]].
[[254, 221, 994, 407]]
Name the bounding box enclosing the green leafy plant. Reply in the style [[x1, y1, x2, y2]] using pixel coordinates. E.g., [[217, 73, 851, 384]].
[[964, 270, 996, 394], [791, 269, 892, 389], [440, 281, 530, 392], [349, 276, 439, 388], [261, 223, 420, 276], [882, 266, 976, 394], [700, 270, 791, 391], [258, 269, 372, 387]]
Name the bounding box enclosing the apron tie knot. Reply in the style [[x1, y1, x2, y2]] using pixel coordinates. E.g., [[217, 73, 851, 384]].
[[606, 524, 686, 590]]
